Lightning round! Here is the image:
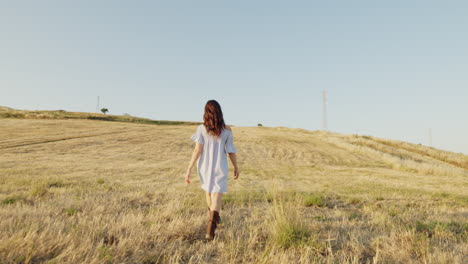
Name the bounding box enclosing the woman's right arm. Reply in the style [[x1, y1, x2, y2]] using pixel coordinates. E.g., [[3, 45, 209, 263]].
[[228, 153, 239, 179]]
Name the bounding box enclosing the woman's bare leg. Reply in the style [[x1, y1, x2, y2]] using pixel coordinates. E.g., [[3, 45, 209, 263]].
[[210, 192, 223, 212], [205, 192, 212, 209]]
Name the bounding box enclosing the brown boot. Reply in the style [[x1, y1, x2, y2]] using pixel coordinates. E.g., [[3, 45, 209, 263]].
[[207, 207, 221, 224], [205, 210, 220, 240]]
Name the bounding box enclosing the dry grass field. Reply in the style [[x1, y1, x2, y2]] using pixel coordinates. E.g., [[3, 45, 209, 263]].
[[0, 113, 467, 263]]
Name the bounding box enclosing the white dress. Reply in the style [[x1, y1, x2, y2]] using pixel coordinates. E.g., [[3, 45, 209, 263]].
[[191, 124, 237, 193]]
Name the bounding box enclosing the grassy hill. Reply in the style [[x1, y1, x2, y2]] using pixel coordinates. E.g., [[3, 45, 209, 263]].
[[0, 110, 467, 263], [0, 106, 200, 126]]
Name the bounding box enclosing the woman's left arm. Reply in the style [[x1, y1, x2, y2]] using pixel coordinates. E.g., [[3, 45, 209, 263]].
[[184, 143, 203, 184]]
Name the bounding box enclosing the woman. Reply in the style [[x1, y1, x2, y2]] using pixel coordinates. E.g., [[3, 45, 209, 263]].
[[184, 99, 240, 240]]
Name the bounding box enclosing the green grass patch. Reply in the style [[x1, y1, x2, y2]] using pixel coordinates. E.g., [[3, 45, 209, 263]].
[[98, 245, 112, 264], [415, 220, 468, 240], [348, 212, 363, 221], [63, 207, 79, 216], [30, 184, 48, 197], [274, 222, 311, 248], [2, 196, 21, 205], [303, 194, 326, 207], [313, 215, 331, 222]]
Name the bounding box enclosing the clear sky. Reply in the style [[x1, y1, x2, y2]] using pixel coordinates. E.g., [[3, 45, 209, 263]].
[[1, 1, 467, 154]]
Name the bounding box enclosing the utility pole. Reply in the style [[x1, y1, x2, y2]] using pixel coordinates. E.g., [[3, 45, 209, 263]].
[[96, 96, 100, 113], [322, 90, 328, 131]]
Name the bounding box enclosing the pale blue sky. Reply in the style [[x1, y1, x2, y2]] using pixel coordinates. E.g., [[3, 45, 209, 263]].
[[1, 1, 467, 154]]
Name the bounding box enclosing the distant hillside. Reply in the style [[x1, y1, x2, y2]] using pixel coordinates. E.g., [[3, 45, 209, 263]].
[[1, 106, 467, 176], [0, 106, 200, 126]]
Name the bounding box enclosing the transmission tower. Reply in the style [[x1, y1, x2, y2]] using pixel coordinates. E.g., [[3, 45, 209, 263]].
[[96, 96, 100, 113], [322, 90, 328, 131]]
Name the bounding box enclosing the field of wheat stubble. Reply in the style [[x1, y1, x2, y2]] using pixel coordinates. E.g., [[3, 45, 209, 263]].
[[0, 118, 467, 263]]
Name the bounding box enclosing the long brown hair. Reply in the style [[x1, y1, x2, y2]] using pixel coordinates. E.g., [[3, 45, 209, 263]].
[[203, 100, 226, 137]]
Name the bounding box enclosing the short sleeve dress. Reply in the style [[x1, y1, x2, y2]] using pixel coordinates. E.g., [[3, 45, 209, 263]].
[[191, 124, 237, 193]]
